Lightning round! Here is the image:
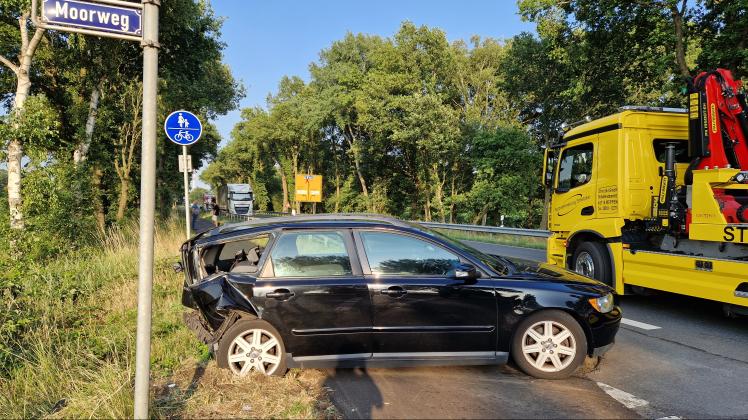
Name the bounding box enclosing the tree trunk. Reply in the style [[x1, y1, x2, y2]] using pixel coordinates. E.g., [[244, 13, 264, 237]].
[[93, 166, 105, 231], [116, 177, 129, 221], [2, 15, 45, 230], [432, 164, 446, 223], [7, 70, 30, 230], [346, 126, 370, 208], [74, 84, 101, 164], [422, 173, 432, 221], [670, 0, 690, 77], [334, 173, 341, 213], [472, 204, 489, 225], [292, 152, 300, 214], [278, 162, 290, 213], [449, 172, 457, 223]]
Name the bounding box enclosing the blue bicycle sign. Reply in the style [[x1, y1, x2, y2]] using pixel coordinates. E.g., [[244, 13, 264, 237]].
[[164, 110, 202, 146]]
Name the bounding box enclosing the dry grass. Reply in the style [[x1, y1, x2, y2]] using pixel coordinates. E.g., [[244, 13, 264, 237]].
[[153, 360, 338, 419], [0, 217, 336, 418]]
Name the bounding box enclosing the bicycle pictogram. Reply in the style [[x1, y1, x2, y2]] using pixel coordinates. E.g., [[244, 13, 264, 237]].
[[174, 130, 194, 142]]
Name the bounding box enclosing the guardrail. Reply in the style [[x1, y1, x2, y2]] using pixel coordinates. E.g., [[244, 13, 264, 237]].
[[417, 221, 551, 238], [220, 211, 288, 222], [214, 211, 550, 238]]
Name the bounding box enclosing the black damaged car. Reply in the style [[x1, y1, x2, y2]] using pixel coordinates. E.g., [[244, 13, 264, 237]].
[[178, 214, 621, 379]]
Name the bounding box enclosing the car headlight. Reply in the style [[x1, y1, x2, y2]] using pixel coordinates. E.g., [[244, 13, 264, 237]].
[[589, 293, 614, 313]]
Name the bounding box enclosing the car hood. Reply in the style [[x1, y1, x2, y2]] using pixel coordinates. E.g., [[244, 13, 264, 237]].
[[502, 258, 613, 293]]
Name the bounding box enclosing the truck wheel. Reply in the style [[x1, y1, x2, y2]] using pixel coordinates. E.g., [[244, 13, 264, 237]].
[[571, 242, 613, 287]]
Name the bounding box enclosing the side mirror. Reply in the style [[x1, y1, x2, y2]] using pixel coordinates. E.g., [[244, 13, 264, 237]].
[[454, 263, 479, 281]]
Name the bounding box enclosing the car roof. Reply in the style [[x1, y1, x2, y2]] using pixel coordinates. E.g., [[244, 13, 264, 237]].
[[195, 213, 416, 242]]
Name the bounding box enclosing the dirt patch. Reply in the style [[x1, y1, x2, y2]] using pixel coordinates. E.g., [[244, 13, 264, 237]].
[[153, 358, 339, 419]]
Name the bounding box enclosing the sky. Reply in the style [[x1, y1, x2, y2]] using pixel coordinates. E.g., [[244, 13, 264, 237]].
[[196, 0, 535, 187]]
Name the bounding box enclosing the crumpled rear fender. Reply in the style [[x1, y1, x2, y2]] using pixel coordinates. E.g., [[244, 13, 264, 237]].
[[189, 275, 258, 331]]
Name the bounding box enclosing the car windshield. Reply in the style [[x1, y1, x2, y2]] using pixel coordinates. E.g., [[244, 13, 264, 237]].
[[231, 192, 253, 201], [414, 224, 513, 276]]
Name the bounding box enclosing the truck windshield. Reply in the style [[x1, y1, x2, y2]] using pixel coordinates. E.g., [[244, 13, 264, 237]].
[[230, 193, 253, 201]]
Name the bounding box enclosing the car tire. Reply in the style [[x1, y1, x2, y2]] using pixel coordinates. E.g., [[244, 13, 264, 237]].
[[216, 319, 287, 377], [511, 310, 588, 380], [571, 241, 612, 287]]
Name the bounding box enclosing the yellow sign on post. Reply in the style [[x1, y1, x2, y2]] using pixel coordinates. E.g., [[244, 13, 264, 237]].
[[295, 174, 323, 202]]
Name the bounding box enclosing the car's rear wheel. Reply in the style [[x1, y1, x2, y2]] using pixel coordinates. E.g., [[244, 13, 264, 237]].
[[511, 310, 587, 379], [217, 319, 287, 377], [572, 241, 612, 287]]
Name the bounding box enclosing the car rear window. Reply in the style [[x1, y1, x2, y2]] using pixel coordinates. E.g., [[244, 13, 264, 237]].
[[270, 231, 352, 277]]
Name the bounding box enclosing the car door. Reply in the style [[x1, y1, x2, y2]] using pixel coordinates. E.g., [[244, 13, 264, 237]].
[[251, 229, 373, 361], [356, 229, 498, 356]]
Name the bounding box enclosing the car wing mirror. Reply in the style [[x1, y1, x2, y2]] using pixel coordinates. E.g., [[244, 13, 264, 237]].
[[454, 263, 479, 282]]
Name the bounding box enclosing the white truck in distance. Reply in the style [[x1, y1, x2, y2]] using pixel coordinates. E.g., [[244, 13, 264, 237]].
[[217, 184, 254, 216]]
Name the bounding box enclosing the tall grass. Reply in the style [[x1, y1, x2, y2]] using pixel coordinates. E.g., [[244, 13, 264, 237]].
[[0, 218, 206, 418], [0, 217, 335, 419]]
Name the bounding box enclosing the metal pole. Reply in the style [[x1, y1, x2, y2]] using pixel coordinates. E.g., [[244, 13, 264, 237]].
[[133, 0, 159, 418], [183, 145, 191, 239]]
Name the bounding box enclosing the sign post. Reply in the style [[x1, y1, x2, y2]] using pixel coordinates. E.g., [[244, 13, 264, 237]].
[[164, 110, 203, 240], [133, 2, 158, 417], [32, 0, 157, 417]]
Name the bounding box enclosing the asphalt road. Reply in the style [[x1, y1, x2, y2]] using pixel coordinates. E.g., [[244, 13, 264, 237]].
[[326, 241, 748, 419]]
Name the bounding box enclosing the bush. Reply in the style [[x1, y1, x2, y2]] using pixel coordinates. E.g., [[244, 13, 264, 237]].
[[20, 162, 99, 259]]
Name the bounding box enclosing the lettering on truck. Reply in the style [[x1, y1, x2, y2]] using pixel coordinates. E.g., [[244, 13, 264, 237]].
[[723, 226, 747, 243], [52, 1, 131, 31]]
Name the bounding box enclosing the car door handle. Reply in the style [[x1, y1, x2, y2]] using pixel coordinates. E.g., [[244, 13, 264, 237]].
[[380, 286, 407, 297], [266, 289, 295, 300], [581, 206, 594, 216]]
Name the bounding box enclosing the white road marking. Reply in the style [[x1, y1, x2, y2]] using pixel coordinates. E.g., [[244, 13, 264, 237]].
[[596, 382, 650, 409], [621, 318, 661, 330]]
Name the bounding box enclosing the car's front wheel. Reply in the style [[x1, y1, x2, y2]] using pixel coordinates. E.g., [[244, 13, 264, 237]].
[[217, 319, 287, 377], [511, 310, 587, 379]]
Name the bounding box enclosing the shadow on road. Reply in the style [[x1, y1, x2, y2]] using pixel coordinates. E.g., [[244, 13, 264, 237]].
[[323, 364, 638, 419], [323, 367, 383, 419]]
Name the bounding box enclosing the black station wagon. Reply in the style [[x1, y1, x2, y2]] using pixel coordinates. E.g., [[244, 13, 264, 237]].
[[178, 214, 621, 379]]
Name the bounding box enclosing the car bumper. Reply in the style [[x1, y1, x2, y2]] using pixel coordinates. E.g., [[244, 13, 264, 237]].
[[587, 305, 622, 355]]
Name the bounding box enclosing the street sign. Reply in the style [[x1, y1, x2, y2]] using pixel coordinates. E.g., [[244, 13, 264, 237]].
[[178, 154, 192, 173], [295, 174, 323, 202], [40, 0, 142, 39], [164, 110, 202, 146]]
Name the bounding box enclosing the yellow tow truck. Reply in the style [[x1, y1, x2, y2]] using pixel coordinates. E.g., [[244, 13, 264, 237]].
[[543, 70, 748, 315]]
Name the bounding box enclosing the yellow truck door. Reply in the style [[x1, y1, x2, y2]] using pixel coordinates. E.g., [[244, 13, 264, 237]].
[[550, 140, 598, 231]]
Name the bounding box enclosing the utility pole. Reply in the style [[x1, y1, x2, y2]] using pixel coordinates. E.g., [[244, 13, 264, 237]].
[[133, 0, 160, 417]]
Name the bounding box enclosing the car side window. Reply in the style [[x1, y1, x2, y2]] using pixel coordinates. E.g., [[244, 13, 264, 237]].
[[269, 231, 352, 277], [201, 234, 270, 276], [556, 143, 593, 192], [360, 231, 461, 276]]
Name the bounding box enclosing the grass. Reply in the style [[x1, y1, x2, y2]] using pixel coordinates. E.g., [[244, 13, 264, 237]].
[[434, 228, 548, 250], [0, 218, 336, 419]]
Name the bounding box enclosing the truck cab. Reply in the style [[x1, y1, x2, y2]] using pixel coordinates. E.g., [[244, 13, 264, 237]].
[[544, 107, 748, 313], [218, 184, 254, 216]]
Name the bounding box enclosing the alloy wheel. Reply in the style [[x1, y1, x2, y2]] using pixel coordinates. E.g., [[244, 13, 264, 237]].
[[227, 328, 282, 376], [520, 320, 577, 373]]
